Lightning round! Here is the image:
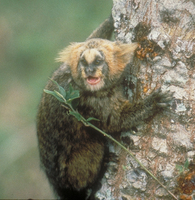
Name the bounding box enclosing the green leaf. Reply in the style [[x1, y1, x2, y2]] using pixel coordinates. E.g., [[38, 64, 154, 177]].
[[176, 165, 184, 173], [44, 89, 65, 103], [184, 159, 189, 169], [44, 89, 55, 95], [69, 84, 73, 92], [71, 99, 80, 110], [86, 117, 100, 122], [69, 111, 82, 121], [66, 84, 80, 101], [51, 79, 66, 97], [54, 90, 65, 100]]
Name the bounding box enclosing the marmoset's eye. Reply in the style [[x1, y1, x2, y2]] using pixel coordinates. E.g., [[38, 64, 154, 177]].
[[80, 58, 88, 66], [94, 59, 103, 65]]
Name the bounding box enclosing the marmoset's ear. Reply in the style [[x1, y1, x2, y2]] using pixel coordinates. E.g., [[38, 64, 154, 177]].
[[56, 42, 84, 64], [114, 42, 138, 65]]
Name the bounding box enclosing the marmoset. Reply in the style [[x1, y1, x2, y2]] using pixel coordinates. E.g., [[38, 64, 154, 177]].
[[37, 16, 172, 200]]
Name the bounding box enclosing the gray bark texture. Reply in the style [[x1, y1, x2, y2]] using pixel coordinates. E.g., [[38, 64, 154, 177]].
[[96, 0, 195, 199]]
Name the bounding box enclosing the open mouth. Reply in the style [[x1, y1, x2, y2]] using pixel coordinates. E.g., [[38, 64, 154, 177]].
[[86, 76, 101, 85]]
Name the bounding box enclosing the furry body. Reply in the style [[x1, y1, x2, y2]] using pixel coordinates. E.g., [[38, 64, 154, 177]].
[[37, 39, 172, 199]]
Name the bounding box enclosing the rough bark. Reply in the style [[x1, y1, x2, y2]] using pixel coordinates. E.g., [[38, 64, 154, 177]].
[[96, 0, 195, 199]]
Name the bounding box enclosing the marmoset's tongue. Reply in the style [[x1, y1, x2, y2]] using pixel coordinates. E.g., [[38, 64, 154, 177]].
[[87, 77, 100, 85]]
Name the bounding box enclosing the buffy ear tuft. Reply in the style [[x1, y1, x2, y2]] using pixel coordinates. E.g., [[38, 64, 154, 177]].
[[115, 42, 138, 65], [106, 42, 138, 77], [56, 43, 84, 64]]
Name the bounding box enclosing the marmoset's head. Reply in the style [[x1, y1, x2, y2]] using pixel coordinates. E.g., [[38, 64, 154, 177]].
[[57, 39, 137, 92]]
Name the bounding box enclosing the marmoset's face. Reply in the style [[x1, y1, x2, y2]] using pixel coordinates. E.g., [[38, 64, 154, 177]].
[[77, 48, 109, 91], [57, 38, 138, 92]]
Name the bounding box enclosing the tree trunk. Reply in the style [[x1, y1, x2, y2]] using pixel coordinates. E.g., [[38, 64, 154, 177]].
[[96, 0, 195, 199]]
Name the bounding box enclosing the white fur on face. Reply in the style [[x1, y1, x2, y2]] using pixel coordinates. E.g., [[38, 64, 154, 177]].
[[79, 49, 105, 91], [80, 49, 103, 64]]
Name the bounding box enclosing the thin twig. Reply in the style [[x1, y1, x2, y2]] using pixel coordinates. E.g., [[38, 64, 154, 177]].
[[44, 84, 178, 200]]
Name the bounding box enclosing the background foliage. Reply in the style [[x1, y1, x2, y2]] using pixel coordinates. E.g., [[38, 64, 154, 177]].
[[0, 0, 112, 198]]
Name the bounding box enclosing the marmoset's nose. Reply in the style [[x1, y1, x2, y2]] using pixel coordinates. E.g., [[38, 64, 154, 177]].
[[85, 65, 96, 76]]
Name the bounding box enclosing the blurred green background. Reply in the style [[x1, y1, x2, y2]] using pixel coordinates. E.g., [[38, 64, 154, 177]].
[[0, 0, 112, 198]]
